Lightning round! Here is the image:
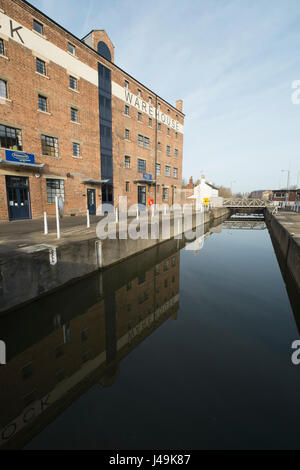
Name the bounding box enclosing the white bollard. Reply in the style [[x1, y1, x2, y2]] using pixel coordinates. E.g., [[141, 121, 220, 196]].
[[151, 205, 154, 217], [164, 205, 167, 216], [43, 211, 48, 235], [87, 209, 90, 228], [136, 207, 139, 220], [115, 207, 118, 223], [55, 196, 60, 240]]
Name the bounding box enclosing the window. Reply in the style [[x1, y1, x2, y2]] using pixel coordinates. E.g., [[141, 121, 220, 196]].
[[157, 122, 161, 131], [138, 159, 146, 172], [125, 129, 130, 140], [68, 43, 76, 55], [163, 188, 169, 202], [81, 329, 88, 342], [124, 155, 130, 168], [46, 178, 64, 203], [100, 125, 111, 138], [73, 142, 80, 157], [41, 134, 59, 157], [126, 181, 130, 192], [0, 125, 22, 150], [157, 141, 161, 150], [167, 127, 170, 136], [167, 109, 170, 115], [166, 145, 171, 156], [156, 163, 161, 176], [36, 57, 46, 75], [174, 148, 178, 157], [138, 134, 143, 147], [165, 165, 171, 177], [175, 132, 178, 140], [138, 89, 141, 97], [33, 19, 43, 35], [125, 80, 129, 88], [144, 136, 149, 149], [21, 363, 33, 380], [0, 79, 7, 99], [38, 94, 47, 112], [69, 76, 77, 90], [173, 167, 178, 179], [149, 96, 152, 104], [149, 118, 152, 127], [71, 107, 78, 122], [137, 112, 142, 121], [176, 114, 178, 120], [157, 103, 161, 109], [0, 39, 4, 55], [125, 104, 129, 115]]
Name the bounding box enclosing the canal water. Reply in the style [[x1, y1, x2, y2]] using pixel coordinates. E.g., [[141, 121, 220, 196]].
[[0, 218, 300, 450]]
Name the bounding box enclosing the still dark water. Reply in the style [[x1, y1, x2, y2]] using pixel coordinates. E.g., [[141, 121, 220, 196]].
[[1, 219, 300, 450]]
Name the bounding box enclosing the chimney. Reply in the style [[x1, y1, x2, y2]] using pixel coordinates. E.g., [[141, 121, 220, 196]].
[[176, 100, 183, 112]]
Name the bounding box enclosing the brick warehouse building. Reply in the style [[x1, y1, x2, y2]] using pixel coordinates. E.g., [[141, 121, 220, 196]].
[[0, 0, 184, 221]]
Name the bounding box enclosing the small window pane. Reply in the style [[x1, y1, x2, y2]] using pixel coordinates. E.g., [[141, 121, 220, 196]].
[[36, 57, 46, 75], [138, 159, 146, 172], [38, 95, 47, 112], [125, 105, 129, 115], [68, 43, 75, 55], [0, 79, 7, 98], [73, 142, 80, 156], [42, 135, 59, 157], [69, 76, 77, 90], [33, 20, 43, 35], [0, 39, 4, 55], [124, 156, 130, 168], [165, 165, 171, 177], [71, 108, 78, 122]]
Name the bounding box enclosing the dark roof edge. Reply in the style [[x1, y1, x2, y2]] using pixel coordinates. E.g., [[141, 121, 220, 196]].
[[19, 0, 185, 117]]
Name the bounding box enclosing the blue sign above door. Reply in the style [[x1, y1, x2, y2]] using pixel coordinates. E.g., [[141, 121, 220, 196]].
[[5, 150, 35, 165], [143, 173, 152, 181]]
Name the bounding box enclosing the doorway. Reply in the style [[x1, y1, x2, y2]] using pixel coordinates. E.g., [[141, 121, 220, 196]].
[[6, 176, 31, 221], [138, 185, 146, 205], [87, 188, 96, 215]]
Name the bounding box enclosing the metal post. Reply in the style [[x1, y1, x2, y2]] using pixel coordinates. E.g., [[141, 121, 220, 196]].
[[43, 211, 48, 235], [87, 209, 90, 228], [55, 196, 60, 240]]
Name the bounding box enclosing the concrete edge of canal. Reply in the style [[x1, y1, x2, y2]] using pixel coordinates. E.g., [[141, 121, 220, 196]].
[[265, 208, 300, 293], [0, 207, 230, 315]]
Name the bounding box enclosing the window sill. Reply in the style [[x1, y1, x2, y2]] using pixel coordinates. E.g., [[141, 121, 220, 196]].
[[69, 87, 79, 93], [123, 114, 131, 118], [38, 109, 51, 115], [72, 155, 82, 159], [42, 154, 60, 159], [70, 121, 81, 125], [0, 97, 12, 103], [124, 138, 131, 142], [36, 71, 50, 79], [0, 54, 9, 61], [32, 29, 47, 39], [67, 51, 79, 59]]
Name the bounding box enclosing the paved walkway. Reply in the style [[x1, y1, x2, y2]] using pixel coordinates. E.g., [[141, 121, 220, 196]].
[[0, 215, 103, 255], [275, 210, 300, 243]]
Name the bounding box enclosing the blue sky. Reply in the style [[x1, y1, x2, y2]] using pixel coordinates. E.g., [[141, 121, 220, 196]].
[[30, 0, 300, 193]]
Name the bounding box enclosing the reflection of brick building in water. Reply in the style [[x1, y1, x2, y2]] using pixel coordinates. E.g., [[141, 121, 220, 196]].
[[0, 246, 180, 449]]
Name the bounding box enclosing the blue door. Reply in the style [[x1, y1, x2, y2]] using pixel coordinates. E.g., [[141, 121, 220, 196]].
[[87, 189, 96, 215], [6, 176, 31, 221]]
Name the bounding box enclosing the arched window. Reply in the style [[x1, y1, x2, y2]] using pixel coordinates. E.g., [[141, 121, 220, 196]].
[[97, 41, 111, 61]]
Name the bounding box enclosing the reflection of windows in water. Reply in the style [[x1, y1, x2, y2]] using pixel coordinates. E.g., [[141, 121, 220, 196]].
[[138, 273, 146, 284], [82, 351, 89, 363], [127, 304, 131, 312], [164, 279, 168, 288], [81, 329, 88, 342], [171, 256, 176, 266], [56, 344, 64, 358], [154, 264, 160, 275], [163, 261, 169, 271], [24, 390, 37, 408], [63, 323, 71, 343], [138, 292, 148, 304], [172, 276, 175, 283], [56, 370, 65, 383], [21, 363, 33, 380], [126, 281, 132, 290]]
